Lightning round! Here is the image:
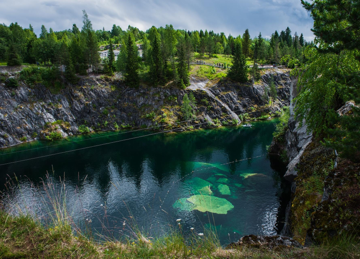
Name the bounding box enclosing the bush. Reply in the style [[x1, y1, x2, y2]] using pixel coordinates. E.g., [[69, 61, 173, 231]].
[[78, 125, 90, 134], [102, 109, 109, 116], [5, 78, 18, 88], [20, 136, 27, 142], [45, 131, 62, 141]]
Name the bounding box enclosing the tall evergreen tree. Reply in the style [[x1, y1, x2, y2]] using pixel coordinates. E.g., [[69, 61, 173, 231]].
[[82, 10, 93, 33], [177, 39, 189, 88], [124, 33, 139, 88], [7, 43, 21, 66], [242, 29, 251, 57], [142, 34, 150, 65], [149, 28, 164, 86], [108, 38, 115, 73], [116, 39, 127, 73], [227, 40, 248, 83], [72, 24, 80, 35], [40, 25, 48, 39], [86, 31, 100, 73]]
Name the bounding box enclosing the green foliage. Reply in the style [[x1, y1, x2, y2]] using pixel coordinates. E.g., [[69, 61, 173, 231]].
[[78, 125, 90, 134], [125, 33, 139, 87], [5, 78, 18, 88], [20, 136, 27, 142], [273, 106, 290, 140], [227, 40, 248, 83], [102, 108, 109, 116], [45, 131, 62, 141], [295, 47, 359, 136], [269, 76, 277, 105], [181, 93, 193, 121], [7, 43, 21, 66], [145, 112, 156, 120]]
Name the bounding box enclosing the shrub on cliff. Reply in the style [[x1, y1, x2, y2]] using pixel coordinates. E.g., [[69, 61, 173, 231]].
[[5, 78, 18, 88]]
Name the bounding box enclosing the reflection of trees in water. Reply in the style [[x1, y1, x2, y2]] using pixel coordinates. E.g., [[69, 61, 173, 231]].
[[0, 122, 278, 197]]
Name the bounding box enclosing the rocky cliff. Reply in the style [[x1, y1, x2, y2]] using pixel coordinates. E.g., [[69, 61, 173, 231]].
[[0, 69, 292, 149], [269, 82, 360, 245]]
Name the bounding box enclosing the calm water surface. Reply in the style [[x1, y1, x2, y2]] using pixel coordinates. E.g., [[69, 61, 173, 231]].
[[0, 121, 287, 245]]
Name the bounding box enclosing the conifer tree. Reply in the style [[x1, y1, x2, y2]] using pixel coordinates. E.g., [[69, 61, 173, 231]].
[[177, 40, 189, 88], [242, 29, 251, 57], [40, 25, 48, 39], [108, 38, 115, 74], [181, 93, 192, 122], [269, 76, 277, 106], [227, 40, 248, 83], [142, 34, 150, 65], [149, 28, 164, 86], [124, 33, 139, 88], [116, 39, 127, 73], [7, 43, 21, 66]]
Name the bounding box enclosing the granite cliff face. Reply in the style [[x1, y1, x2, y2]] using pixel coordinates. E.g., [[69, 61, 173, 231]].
[[0, 69, 292, 149]]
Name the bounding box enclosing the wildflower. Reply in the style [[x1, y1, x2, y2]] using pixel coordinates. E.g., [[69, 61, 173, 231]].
[[190, 227, 194, 231], [176, 219, 181, 222], [198, 233, 204, 236], [123, 221, 126, 226], [100, 204, 103, 207]]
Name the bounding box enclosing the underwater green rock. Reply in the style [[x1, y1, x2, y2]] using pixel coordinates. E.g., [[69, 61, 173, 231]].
[[240, 173, 259, 179], [190, 162, 229, 173], [185, 177, 213, 195], [217, 178, 229, 183], [218, 184, 231, 195], [187, 195, 234, 214], [197, 186, 213, 195], [235, 183, 244, 188], [173, 198, 195, 211]]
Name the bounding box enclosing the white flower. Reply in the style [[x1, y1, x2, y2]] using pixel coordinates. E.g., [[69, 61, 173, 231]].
[[198, 233, 204, 236], [123, 221, 126, 226], [190, 227, 194, 231], [100, 204, 103, 207], [176, 219, 181, 222]]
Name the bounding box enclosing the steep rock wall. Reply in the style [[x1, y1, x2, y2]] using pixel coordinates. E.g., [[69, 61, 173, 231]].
[[0, 69, 292, 149]]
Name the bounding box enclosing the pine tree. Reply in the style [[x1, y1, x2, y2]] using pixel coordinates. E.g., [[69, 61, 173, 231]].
[[181, 94, 192, 121], [177, 40, 189, 88], [7, 43, 21, 66], [142, 34, 150, 65], [149, 28, 164, 86], [242, 29, 251, 58], [108, 38, 115, 74], [227, 40, 248, 83], [86, 30, 100, 73], [116, 39, 127, 73], [125, 33, 139, 88], [40, 25, 48, 39], [269, 76, 277, 106]]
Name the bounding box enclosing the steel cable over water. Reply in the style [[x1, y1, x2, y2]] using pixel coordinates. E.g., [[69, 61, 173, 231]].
[[0, 116, 251, 167], [0, 90, 247, 157]]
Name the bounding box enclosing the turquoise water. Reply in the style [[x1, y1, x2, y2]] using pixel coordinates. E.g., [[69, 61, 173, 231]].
[[0, 121, 288, 245]]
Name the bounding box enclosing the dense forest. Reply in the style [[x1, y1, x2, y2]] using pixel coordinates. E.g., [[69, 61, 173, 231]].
[[0, 10, 311, 89]]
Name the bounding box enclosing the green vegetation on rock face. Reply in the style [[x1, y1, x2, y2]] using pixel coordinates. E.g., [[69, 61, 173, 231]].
[[187, 195, 234, 214]]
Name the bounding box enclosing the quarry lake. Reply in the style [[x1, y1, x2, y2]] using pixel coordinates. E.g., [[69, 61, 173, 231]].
[[0, 120, 289, 245]]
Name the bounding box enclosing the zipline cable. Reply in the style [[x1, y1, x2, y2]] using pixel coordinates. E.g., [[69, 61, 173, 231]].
[[0, 117, 243, 167], [0, 92, 247, 157]]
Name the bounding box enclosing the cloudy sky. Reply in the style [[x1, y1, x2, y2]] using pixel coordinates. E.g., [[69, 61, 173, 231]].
[[0, 0, 314, 40]]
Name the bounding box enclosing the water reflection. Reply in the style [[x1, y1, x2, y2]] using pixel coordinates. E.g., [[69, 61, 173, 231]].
[[0, 121, 287, 244]]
